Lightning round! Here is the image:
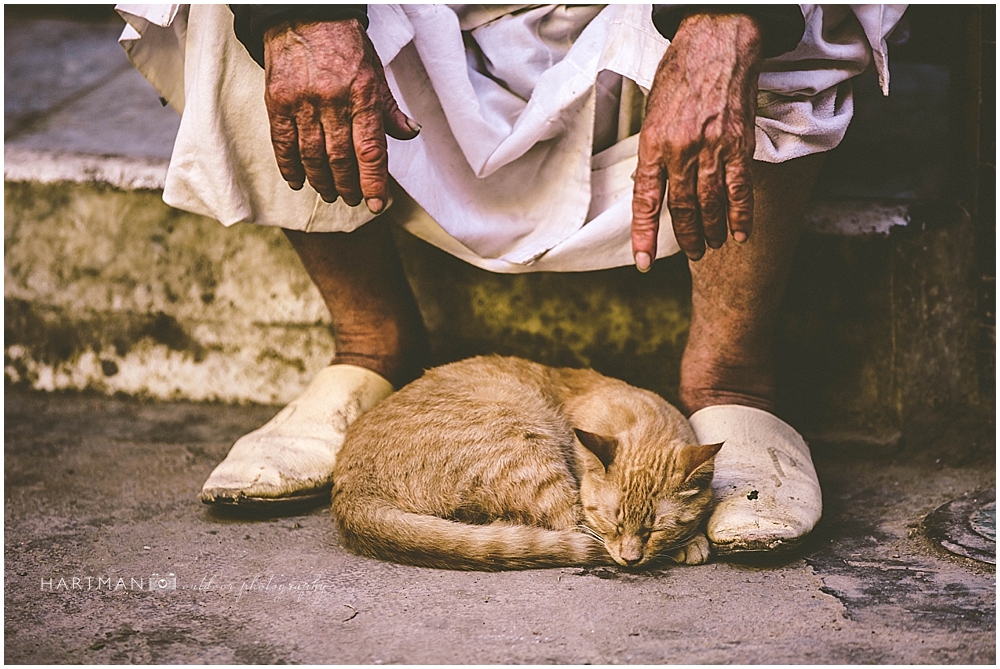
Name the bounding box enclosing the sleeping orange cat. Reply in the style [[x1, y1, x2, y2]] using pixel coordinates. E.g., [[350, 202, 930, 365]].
[[332, 356, 721, 570]]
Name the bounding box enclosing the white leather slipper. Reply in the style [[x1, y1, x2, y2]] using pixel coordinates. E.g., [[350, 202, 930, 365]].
[[688, 405, 822, 554], [199, 365, 393, 507]]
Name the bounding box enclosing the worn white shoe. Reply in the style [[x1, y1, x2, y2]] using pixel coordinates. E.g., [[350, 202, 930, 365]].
[[200, 365, 393, 507], [688, 405, 822, 554]]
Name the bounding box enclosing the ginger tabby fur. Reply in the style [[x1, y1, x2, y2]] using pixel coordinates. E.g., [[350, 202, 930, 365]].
[[332, 356, 721, 570]]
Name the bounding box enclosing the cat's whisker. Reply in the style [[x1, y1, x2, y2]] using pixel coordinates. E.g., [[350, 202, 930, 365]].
[[577, 524, 605, 545]]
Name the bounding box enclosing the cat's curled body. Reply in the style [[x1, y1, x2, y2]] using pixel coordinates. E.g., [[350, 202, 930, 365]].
[[332, 356, 721, 570]]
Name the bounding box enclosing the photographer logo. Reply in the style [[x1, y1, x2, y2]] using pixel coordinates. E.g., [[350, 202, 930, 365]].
[[149, 573, 177, 591], [41, 573, 177, 592]]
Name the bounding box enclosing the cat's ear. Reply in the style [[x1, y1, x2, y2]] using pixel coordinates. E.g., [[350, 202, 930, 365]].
[[574, 429, 619, 471], [681, 442, 724, 485]]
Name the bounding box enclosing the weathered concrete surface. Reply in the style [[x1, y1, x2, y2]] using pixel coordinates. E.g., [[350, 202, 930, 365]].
[[774, 202, 982, 442], [5, 175, 983, 436], [5, 16, 136, 139], [4, 13, 179, 184], [4, 182, 333, 405], [4, 390, 994, 664], [4, 176, 985, 437]]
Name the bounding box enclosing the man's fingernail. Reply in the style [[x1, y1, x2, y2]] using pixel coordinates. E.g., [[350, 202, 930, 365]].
[[289, 182, 303, 191], [733, 231, 748, 243], [635, 252, 652, 273], [407, 118, 422, 134], [629, 169, 636, 181], [367, 197, 385, 214]]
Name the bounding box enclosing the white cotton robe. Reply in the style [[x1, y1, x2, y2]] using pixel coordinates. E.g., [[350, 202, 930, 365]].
[[117, 4, 906, 273]]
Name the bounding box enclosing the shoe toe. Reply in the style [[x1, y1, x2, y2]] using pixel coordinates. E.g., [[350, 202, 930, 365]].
[[689, 404, 822, 555], [199, 434, 338, 501]]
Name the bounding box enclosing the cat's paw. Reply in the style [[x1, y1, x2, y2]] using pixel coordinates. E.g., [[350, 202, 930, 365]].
[[670, 533, 711, 565]]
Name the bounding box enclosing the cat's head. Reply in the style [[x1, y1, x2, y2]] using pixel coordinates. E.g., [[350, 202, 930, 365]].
[[575, 427, 722, 568]]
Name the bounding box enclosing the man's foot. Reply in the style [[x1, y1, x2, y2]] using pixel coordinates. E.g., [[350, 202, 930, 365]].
[[678, 307, 821, 554], [199, 364, 393, 507], [206, 221, 429, 511], [677, 156, 827, 554], [689, 404, 822, 554]]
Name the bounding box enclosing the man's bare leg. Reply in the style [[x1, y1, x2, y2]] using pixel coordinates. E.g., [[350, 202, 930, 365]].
[[681, 154, 826, 554], [680, 155, 823, 414], [284, 220, 431, 389], [200, 219, 430, 506]]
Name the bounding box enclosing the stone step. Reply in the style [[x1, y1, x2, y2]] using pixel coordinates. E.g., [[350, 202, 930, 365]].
[[3, 12, 988, 447], [4, 176, 981, 443]]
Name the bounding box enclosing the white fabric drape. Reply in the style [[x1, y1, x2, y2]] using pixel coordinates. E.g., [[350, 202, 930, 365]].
[[117, 4, 905, 273]]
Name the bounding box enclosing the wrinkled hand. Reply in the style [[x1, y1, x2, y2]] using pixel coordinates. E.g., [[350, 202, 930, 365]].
[[263, 19, 420, 213], [631, 13, 763, 269]]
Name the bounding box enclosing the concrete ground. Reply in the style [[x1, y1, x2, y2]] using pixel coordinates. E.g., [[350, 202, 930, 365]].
[[4, 390, 994, 664]]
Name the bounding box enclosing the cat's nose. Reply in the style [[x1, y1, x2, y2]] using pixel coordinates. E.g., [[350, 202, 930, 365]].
[[619, 536, 644, 565]]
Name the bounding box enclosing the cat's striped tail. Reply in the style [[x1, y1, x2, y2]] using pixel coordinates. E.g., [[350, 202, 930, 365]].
[[332, 496, 610, 570]]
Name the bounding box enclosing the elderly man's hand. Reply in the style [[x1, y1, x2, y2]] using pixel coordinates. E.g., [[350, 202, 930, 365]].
[[263, 19, 420, 213], [631, 12, 763, 269]]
